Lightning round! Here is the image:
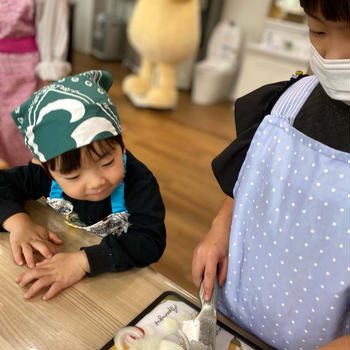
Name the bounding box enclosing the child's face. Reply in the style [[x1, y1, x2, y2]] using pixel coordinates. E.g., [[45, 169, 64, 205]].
[[306, 8, 350, 60], [49, 143, 124, 202]]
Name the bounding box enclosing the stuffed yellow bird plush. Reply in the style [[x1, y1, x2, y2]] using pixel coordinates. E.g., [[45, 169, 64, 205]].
[[122, 0, 200, 110]]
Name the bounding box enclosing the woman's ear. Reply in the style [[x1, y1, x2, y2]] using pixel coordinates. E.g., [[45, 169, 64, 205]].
[[0, 158, 9, 169], [31, 157, 43, 167]]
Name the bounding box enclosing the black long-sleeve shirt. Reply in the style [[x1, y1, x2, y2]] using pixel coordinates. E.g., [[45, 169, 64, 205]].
[[212, 75, 350, 197], [0, 150, 166, 276]]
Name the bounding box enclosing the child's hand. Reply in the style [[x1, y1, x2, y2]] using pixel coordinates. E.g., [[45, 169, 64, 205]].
[[16, 251, 90, 300], [192, 196, 233, 301], [4, 213, 63, 268]]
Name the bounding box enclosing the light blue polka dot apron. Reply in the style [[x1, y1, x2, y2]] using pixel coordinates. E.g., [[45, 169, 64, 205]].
[[218, 76, 350, 350], [46, 154, 129, 237]]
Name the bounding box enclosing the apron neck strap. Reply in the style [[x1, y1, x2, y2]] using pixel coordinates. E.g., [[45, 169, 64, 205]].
[[270, 75, 319, 124], [110, 153, 127, 213]]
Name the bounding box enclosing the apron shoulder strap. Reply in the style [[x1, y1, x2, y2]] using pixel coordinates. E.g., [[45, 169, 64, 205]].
[[49, 180, 64, 198], [270, 75, 319, 124]]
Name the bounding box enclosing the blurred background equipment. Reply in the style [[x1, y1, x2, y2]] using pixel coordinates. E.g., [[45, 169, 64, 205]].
[[91, 0, 127, 60], [191, 21, 243, 105], [232, 16, 309, 99]]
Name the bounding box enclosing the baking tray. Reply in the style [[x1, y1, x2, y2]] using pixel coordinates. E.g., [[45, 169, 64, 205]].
[[100, 291, 264, 350]]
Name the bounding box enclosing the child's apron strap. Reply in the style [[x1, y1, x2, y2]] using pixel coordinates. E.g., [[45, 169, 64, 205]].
[[270, 75, 319, 124]]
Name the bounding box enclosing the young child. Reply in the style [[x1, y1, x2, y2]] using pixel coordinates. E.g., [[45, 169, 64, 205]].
[[192, 1, 350, 349], [0, 0, 71, 167], [0, 70, 166, 301]]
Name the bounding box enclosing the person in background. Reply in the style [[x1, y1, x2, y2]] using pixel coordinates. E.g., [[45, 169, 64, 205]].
[[192, 0, 349, 349], [0, 0, 71, 168], [0, 70, 166, 300]]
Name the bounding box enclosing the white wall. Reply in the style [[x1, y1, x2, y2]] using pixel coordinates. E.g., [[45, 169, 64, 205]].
[[221, 0, 272, 43], [73, 0, 95, 54]]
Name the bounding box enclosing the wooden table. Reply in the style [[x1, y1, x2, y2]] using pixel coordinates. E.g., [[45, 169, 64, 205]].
[[0, 199, 272, 350]]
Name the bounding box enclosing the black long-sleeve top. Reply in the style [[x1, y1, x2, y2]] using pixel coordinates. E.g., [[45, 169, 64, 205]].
[[212, 75, 350, 197], [0, 150, 166, 276]]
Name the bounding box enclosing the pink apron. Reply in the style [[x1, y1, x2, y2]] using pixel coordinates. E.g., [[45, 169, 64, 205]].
[[0, 0, 40, 166]]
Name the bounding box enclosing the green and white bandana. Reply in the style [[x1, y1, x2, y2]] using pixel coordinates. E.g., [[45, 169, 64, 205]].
[[12, 70, 121, 162]]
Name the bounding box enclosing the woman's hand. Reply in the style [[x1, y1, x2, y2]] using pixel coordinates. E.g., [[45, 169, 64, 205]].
[[16, 250, 90, 300], [192, 196, 233, 301], [5, 213, 63, 268]]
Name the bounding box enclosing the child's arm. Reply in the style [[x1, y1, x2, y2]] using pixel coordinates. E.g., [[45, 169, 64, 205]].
[[0, 163, 62, 266], [16, 250, 89, 300], [192, 195, 233, 301], [4, 212, 62, 268]]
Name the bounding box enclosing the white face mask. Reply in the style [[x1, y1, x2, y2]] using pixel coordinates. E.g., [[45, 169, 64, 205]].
[[310, 44, 350, 105]]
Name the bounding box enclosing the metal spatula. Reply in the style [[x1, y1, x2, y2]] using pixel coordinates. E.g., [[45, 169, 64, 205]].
[[181, 278, 218, 350]]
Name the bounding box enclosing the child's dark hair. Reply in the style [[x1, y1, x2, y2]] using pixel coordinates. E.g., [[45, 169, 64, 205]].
[[300, 0, 350, 22], [41, 134, 124, 175]]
